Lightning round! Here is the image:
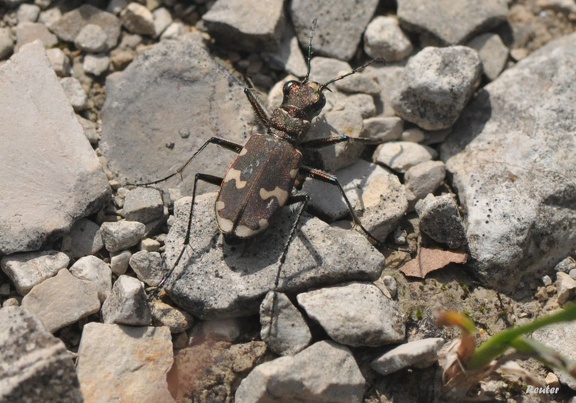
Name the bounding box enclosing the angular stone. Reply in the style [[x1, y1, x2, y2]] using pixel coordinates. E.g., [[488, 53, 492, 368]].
[[110, 250, 132, 276], [49, 4, 120, 49], [100, 33, 253, 196], [120, 2, 155, 36], [203, 0, 286, 52], [21, 269, 101, 333], [63, 218, 103, 258], [101, 275, 151, 326], [297, 282, 405, 347], [235, 340, 365, 403], [391, 46, 482, 130], [129, 250, 163, 286], [441, 33, 576, 291], [466, 33, 509, 81], [164, 193, 385, 319], [375, 141, 438, 172], [149, 299, 193, 333], [15, 22, 58, 51], [0, 27, 14, 60], [404, 160, 446, 204], [260, 291, 312, 356], [74, 23, 108, 53], [45, 47, 70, 77], [123, 186, 164, 223], [77, 323, 174, 402], [364, 16, 413, 61], [415, 194, 467, 249], [100, 221, 146, 253], [60, 76, 87, 111], [1, 250, 69, 295], [371, 338, 445, 375], [397, 0, 508, 45], [69, 255, 112, 303], [0, 306, 82, 402]]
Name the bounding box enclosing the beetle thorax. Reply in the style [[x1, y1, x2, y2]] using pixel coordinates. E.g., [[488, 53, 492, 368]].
[[269, 109, 310, 140]]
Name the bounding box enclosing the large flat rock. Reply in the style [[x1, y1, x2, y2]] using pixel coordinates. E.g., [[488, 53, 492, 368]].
[[442, 33, 576, 292], [0, 41, 110, 255]]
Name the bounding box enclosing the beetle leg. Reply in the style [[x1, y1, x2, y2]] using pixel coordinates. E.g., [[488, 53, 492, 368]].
[[301, 166, 382, 246], [129, 137, 243, 186], [301, 135, 381, 148], [155, 173, 223, 293], [264, 193, 310, 341], [244, 88, 271, 128]]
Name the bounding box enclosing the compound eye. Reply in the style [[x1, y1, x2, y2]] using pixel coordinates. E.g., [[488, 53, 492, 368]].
[[308, 94, 326, 116], [283, 80, 299, 95]]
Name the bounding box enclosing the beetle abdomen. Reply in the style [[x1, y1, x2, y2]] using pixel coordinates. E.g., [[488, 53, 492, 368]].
[[215, 134, 302, 238]]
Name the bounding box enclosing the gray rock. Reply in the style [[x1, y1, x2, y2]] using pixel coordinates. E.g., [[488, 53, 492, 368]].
[[203, 0, 286, 52], [123, 186, 164, 223], [467, 33, 509, 81], [0, 27, 14, 60], [163, 193, 385, 319], [15, 22, 58, 51], [139, 237, 161, 252], [21, 269, 101, 333], [334, 70, 381, 95], [100, 33, 254, 196], [405, 160, 446, 206], [235, 340, 365, 403], [60, 76, 88, 112], [363, 64, 406, 118], [101, 275, 151, 325], [261, 24, 307, 77], [46, 47, 70, 76], [374, 141, 438, 173], [391, 46, 482, 130], [556, 272, 576, 305], [200, 318, 242, 342], [555, 257, 576, 273], [401, 127, 426, 143], [69, 255, 112, 303], [364, 16, 413, 61], [441, 33, 576, 292], [129, 250, 163, 286], [100, 221, 146, 253], [1, 250, 69, 295], [120, 2, 156, 36], [150, 299, 193, 333], [362, 116, 404, 142], [160, 21, 187, 40], [110, 250, 132, 276], [50, 4, 121, 49], [76, 323, 174, 402], [303, 159, 406, 241], [16, 3, 40, 23], [415, 194, 467, 249], [397, 0, 508, 45], [290, 0, 379, 60], [532, 319, 576, 390], [260, 291, 312, 356], [347, 93, 376, 119], [74, 24, 108, 53], [38, 7, 62, 27], [371, 337, 445, 375], [152, 7, 172, 38], [84, 54, 109, 76], [0, 306, 82, 402], [62, 218, 103, 258], [297, 282, 405, 347], [76, 115, 99, 144]]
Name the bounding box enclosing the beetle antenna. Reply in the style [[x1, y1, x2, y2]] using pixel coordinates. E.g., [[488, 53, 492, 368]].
[[303, 19, 318, 83], [320, 58, 384, 92]]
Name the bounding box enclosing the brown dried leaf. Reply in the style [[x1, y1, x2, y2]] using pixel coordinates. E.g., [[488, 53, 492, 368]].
[[400, 247, 468, 279]]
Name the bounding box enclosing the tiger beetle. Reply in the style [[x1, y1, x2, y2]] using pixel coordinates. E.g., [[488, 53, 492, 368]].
[[140, 22, 384, 343]]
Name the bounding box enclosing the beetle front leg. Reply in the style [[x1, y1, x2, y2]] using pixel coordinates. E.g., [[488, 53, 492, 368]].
[[301, 166, 382, 246]]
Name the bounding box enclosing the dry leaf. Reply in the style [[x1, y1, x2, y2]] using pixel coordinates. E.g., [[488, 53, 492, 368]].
[[400, 247, 468, 278]]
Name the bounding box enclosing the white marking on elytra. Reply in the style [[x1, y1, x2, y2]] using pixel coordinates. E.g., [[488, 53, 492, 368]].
[[224, 168, 247, 189], [289, 168, 298, 178], [217, 215, 234, 233], [239, 147, 248, 156], [235, 219, 269, 238], [260, 186, 289, 206]]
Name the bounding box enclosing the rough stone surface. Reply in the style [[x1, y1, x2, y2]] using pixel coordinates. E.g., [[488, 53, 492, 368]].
[[1, 250, 69, 295], [466, 33, 509, 81], [100, 220, 146, 253], [62, 218, 103, 258], [391, 46, 482, 130], [297, 282, 405, 347], [49, 4, 120, 49], [100, 33, 254, 196], [404, 160, 446, 206], [74, 23, 108, 53], [0, 27, 14, 60], [364, 16, 413, 61], [164, 193, 385, 319], [397, 0, 508, 44], [415, 194, 467, 249], [441, 33, 576, 291], [203, 0, 286, 52], [0, 306, 83, 402], [76, 323, 174, 402], [14, 22, 58, 51], [120, 2, 156, 36], [0, 43, 110, 255], [235, 340, 366, 402], [149, 299, 193, 333], [45, 47, 70, 76], [69, 255, 112, 303], [110, 250, 132, 276], [101, 275, 151, 326], [129, 250, 163, 286], [83, 53, 109, 76], [290, 0, 379, 60], [123, 186, 164, 223], [371, 338, 445, 375], [21, 269, 101, 333], [362, 117, 404, 142], [556, 272, 576, 305], [260, 291, 312, 356]]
